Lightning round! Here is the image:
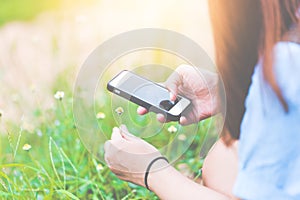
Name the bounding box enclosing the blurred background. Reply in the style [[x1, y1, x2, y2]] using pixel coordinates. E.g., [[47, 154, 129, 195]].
[[0, 0, 216, 199], [0, 0, 214, 122]]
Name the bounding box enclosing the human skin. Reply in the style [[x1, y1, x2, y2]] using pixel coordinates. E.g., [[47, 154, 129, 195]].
[[202, 139, 238, 198], [104, 66, 240, 199], [137, 64, 219, 125], [104, 127, 239, 200]]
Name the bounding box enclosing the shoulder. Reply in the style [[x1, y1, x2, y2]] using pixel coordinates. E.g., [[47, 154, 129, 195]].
[[202, 139, 238, 198], [274, 42, 300, 64], [273, 42, 300, 107], [273, 42, 300, 74], [274, 41, 300, 53]]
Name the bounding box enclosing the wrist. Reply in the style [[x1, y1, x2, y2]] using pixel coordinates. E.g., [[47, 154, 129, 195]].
[[147, 159, 173, 191]]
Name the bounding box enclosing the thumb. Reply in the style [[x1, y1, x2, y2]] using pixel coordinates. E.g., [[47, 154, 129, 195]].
[[111, 127, 123, 141], [165, 71, 181, 101], [119, 124, 137, 140]]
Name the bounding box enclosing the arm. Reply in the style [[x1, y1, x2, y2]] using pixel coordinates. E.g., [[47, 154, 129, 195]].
[[202, 139, 239, 199], [104, 65, 233, 199], [104, 126, 235, 200], [148, 160, 231, 200]]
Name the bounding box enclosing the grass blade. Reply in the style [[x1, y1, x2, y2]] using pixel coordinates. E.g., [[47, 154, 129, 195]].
[[13, 127, 23, 159], [49, 137, 64, 188], [55, 189, 80, 200]]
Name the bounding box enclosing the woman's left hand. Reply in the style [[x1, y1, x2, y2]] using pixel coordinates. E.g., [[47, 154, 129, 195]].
[[104, 125, 164, 187], [104, 126, 232, 200]]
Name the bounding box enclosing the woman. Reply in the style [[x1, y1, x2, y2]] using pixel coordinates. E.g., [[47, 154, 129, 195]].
[[104, 0, 300, 199]]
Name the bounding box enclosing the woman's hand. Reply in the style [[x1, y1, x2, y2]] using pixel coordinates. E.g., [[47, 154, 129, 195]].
[[137, 64, 219, 125], [104, 125, 232, 200], [104, 125, 167, 187]]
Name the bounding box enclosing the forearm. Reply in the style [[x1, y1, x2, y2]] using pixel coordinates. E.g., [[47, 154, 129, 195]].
[[148, 163, 231, 200]]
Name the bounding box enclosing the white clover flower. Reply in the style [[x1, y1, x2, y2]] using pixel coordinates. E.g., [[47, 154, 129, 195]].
[[54, 120, 60, 126], [115, 107, 124, 115], [36, 129, 43, 137], [178, 134, 187, 141], [96, 112, 106, 119], [54, 91, 64, 100], [22, 144, 32, 151], [168, 125, 178, 133], [96, 163, 104, 171]]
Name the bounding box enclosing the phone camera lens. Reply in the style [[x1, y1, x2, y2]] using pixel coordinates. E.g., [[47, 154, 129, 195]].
[[159, 100, 175, 111]]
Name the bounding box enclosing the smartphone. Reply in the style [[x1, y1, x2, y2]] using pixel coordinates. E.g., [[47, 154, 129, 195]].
[[107, 70, 191, 121]]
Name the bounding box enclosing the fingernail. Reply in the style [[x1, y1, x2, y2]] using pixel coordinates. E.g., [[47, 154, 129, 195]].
[[120, 124, 125, 130], [170, 93, 175, 100], [113, 127, 119, 132], [157, 113, 163, 118], [157, 114, 166, 122], [137, 107, 141, 112], [179, 116, 187, 125]]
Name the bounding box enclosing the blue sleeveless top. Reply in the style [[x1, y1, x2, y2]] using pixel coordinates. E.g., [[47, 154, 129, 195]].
[[233, 42, 300, 200]]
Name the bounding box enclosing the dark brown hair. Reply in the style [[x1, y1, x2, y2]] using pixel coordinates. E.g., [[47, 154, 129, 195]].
[[208, 0, 300, 144], [260, 0, 300, 112]]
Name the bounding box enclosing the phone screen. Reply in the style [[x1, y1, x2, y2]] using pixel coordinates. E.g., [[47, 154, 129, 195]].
[[115, 72, 178, 110]]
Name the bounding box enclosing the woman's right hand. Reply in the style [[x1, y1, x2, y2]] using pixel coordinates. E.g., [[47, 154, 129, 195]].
[[137, 64, 219, 125]]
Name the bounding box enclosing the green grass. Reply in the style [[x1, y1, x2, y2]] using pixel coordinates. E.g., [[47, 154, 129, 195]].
[[0, 1, 219, 199], [0, 0, 61, 27], [0, 68, 219, 199]]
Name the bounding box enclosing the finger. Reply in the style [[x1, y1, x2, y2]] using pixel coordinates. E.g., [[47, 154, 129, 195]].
[[120, 124, 129, 132], [104, 153, 110, 165], [119, 124, 137, 140], [110, 167, 126, 178], [166, 82, 178, 101], [165, 72, 181, 101], [104, 139, 120, 156], [157, 113, 169, 123], [179, 116, 189, 126], [104, 140, 111, 153], [104, 141, 112, 165], [137, 106, 148, 115], [111, 127, 123, 141]]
